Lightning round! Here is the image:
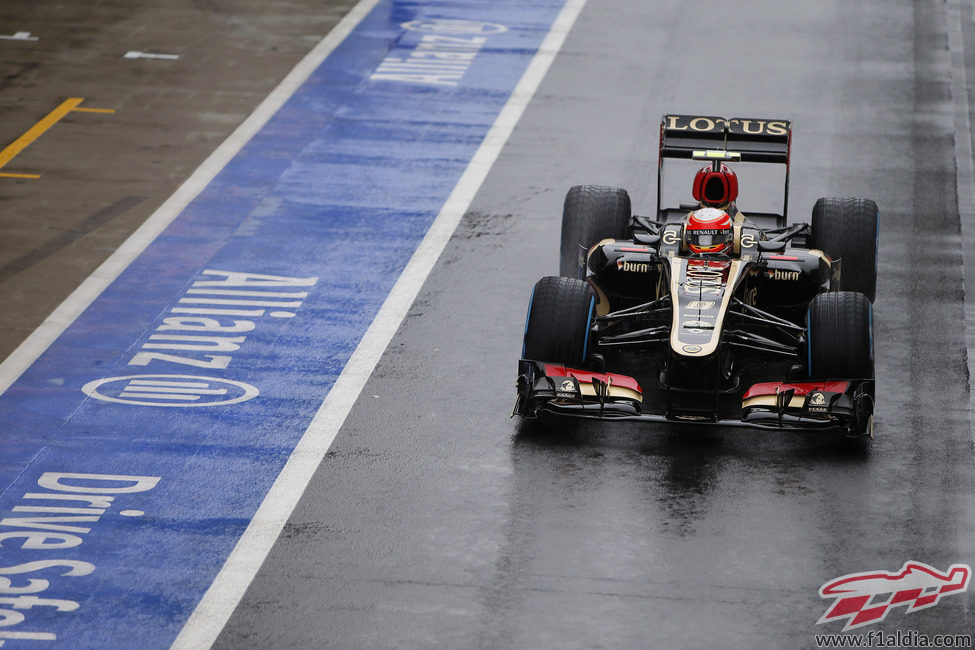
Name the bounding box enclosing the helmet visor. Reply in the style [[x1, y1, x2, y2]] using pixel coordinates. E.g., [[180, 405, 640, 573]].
[[689, 228, 732, 251]]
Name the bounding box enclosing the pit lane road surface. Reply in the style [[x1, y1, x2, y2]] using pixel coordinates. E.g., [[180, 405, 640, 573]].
[[216, 0, 975, 648], [0, 0, 356, 363], [0, 0, 973, 649]]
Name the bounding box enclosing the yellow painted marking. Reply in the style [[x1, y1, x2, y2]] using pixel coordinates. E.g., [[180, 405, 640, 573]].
[[0, 97, 115, 179]]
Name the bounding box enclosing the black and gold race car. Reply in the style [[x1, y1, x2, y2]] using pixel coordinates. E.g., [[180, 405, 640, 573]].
[[513, 114, 877, 436]]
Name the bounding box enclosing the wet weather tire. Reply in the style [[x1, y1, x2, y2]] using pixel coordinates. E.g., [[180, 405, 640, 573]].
[[560, 185, 631, 279], [523, 276, 595, 366], [807, 291, 873, 379], [810, 197, 878, 301]]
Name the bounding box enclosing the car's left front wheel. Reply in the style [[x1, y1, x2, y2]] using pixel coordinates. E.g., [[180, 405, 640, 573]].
[[806, 291, 874, 379]]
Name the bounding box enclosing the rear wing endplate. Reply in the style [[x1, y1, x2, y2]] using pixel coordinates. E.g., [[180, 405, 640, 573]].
[[657, 114, 792, 223]]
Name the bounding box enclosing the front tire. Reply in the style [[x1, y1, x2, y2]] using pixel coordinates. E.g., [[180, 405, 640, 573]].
[[560, 185, 631, 279], [523, 276, 595, 366], [807, 291, 873, 379], [810, 197, 878, 301]]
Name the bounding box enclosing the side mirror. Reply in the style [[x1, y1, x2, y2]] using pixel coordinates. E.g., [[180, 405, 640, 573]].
[[632, 232, 660, 245], [758, 240, 786, 253]]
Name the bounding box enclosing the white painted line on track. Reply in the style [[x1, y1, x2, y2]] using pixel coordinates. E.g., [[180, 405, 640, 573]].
[[124, 50, 180, 60], [0, 31, 39, 41], [172, 0, 590, 647], [0, 0, 381, 395]]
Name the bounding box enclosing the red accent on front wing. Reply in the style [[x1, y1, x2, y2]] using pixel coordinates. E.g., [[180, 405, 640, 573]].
[[544, 364, 643, 394], [743, 380, 850, 400]]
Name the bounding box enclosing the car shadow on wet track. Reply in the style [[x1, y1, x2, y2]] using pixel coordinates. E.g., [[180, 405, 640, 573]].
[[469, 417, 873, 647], [513, 419, 871, 529]]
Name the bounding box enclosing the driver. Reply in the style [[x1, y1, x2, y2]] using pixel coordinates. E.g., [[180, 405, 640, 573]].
[[685, 207, 733, 254], [686, 160, 739, 254]]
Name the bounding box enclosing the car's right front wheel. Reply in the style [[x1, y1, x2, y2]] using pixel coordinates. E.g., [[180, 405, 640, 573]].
[[522, 276, 595, 366], [806, 291, 874, 379]]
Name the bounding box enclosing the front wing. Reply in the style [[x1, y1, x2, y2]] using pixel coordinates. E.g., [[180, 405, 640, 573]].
[[513, 360, 874, 436]]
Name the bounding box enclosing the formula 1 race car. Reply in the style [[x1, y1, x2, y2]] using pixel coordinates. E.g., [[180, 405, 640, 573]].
[[513, 114, 876, 436]]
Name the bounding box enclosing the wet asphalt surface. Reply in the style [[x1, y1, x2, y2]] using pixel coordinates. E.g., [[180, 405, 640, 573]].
[[3, 0, 975, 648]]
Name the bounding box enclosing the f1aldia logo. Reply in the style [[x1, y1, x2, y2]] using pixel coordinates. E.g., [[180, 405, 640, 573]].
[[82, 374, 259, 407], [818, 561, 971, 631]]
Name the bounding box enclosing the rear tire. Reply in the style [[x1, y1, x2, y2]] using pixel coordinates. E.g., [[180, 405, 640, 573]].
[[560, 185, 631, 279], [810, 197, 878, 301], [807, 291, 873, 379], [523, 276, 595, 366]]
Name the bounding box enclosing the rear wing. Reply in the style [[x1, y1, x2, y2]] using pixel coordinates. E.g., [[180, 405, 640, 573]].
[[657, 114, 792, 224]]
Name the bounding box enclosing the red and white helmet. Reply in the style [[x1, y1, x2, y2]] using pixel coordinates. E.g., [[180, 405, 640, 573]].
[[686, 208, 733, 254], [692, 163, 738, 207]]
